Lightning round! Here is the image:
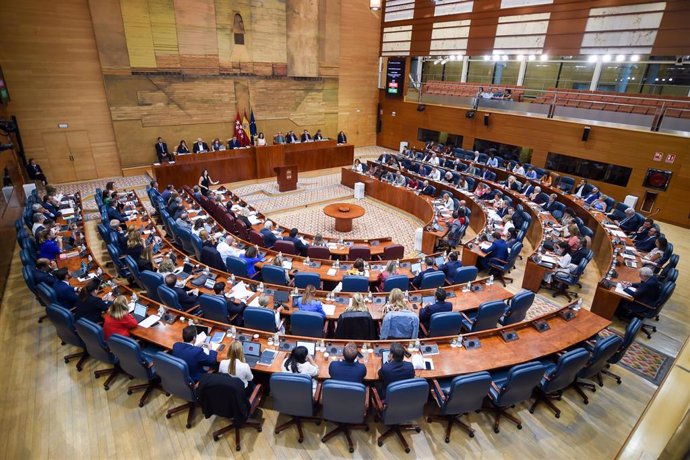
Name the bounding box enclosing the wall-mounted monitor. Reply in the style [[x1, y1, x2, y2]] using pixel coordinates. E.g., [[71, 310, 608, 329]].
[[385, 59, 405, 98], [642, 168, 672, 191]]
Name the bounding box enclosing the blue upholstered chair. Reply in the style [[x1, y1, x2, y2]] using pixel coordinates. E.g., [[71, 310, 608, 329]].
[[558, 176, 575, 193], [243, 306, 278, 332], [602, 318, 643, 384], [198, 294, 232, 324], [270, 373, 320, 443], [382, 275, 409, 292], [262, 265, 288, 286], [450, 266, 478, 284], [488, 242, 522, 286], [342, 275, 369, 292], [36, 282, 58, 307], [152, 352, 198, 428], [108, 334, 161, 407], [157, 285, 182, 310], [140, 270, 164, 302], [425, 312, 463, 337], [372, 378, 429, 453], [46, 304, 88, 371], [428, 371, 492, 441], [320, 380, 369, 453], [572, 334, 623, 403], [291, 311, 325, 338], [487, 361, 546, 432], [419, 271, 445, 290], [461, 300, 505, 332], [551, 253, 591, 301], [190, 232, 203, 260], [75, 318, 123, 390], [123, 255, 144, 289], [529, 348, 590, 417], [225, 256, 250, 278], [499, 290, 535, 326], [294, 272, 321, 289], [621, 280, 675, 339], [106, 243, 130, 279]]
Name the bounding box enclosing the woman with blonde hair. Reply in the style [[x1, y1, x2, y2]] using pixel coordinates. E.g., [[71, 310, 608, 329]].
[[103, 295, 137, 340], [219, 341, 254, 394], [380, 288, 419, 339], [157, 255, 176, 274], [126, 229, 153, 271], [295, 285, 326, 317], [377, 260, 398, 291], [346, 293, 368, 313], [257, 294, 284, 331]]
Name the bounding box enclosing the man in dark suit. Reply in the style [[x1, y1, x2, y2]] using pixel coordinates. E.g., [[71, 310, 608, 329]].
[[542, 193, 560, 213], [616, 267, 661, 318], [440, 251, 462, 281], [570, 239, 588, 265], [161, 184, 174, 204], [284, 228, 308, 256], [634, 227, 658, 252], [337, 131, 347, 144], [109, 219, 128, 251], [260, 221, 279, 248], [420, 180, 435, 196], [573, 179, 588, 198], [26, 158, 48, 185], [314, 129, 323, 141], [32, 258, 56, 286], [632, 218, 654, 241], [164, 274, 199, 311], [54, 268, 79, 308], [616, 208, 643, 233], [286, 131, 298, 143], [200, 245, 227, 272], [584, 186, 600, 204], [211, 282, 246, 326], [107, 202, 128, 223], [300, 130, 312, 143], [227, 136, 241, 149], [193, 138, 209, 153], [419, 288, 453, 331], [378, 342, 415, 398], [377, 152, 391, 164], [479, 232, 509, 271], [412, 256, 437, 288], [154, 137, 170, 162], [171, 325, 218, 381], [520, 182, 534, 196], [328, 342, 366, 383]]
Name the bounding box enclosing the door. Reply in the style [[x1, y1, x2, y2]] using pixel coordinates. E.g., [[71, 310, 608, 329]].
[[40, 131, 98, 183]]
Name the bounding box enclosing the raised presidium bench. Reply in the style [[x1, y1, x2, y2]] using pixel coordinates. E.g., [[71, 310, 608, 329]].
[[323, 203, 365, 232]]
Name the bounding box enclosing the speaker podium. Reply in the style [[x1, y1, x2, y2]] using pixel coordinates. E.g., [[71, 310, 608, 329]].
[[274, 164, 298, 192]]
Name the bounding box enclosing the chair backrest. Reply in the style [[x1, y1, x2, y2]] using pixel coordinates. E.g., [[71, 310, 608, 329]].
[[22, 266, 39, 295], [348, 246, 371, 261], [428, 312, 463, 337], [200, 246, 227, 272], [46, 303, 84, 349], [609, 318, 642, 365], [123, 255, 143, 287], [177, 227, 196, 256], [383, 275, 409, 292], [307, 246, 330, 260], [269, 373, 315, 417], [663, 268, 678, 283], [273, 240, 297, 255], [37, 283, 58, 306], [469, 300, 505, 332], [225, 256, 249, 277], [499, 290, 535, 326], [249, 230, 265, 247], [243, 306, 277, 332], [151, 352, 196, 402], [75, 318, 117, 365], [493, 361, 545, 407], [108, 334, 154, 381], [198, 295, 230, 324], [381, 378, 429, 425], [442, 371, 493, 415], [451, 266, 477, 284], [334, 312, 377, 340], [157, 285, 182, 310], [262, 265, 288, 286], [140, 270, 164, 302], [291, 311, 325, 338], [294, 272, 321, 289], [420, 270, 445, 289], [578, 335, 623, 380], [190, 233, 203, 260], [382, 244, 404, 260], [20, 248, 36, 267], [541, 347, 590, 393], [342, 275, 369, 292]]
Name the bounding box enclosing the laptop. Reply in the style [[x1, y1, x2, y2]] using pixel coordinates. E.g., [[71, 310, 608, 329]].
[[411, 262, 422, 274], [273, 290, 290, 305], [71, 261, 88, 278], [434, 256, 445, 267], [243, 341, 262, 368], [175, 263, 194, 280], [132, 303, 148, 323], [422, 296, 435, 305]]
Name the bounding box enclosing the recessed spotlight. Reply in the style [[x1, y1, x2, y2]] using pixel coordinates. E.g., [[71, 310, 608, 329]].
[[540, 54, 548, 61], [516, 54, 525, 61], [492, 55, 500, 61], [588, 55, 599, 63], [602, 54, 612, 62], [528, 54, 536, 61], [631, 55, 640, 62], [483, 55, 490, 61], [616, 54, 625, 62], [655, 77, 659, 81], [669, 78, 673, 82]]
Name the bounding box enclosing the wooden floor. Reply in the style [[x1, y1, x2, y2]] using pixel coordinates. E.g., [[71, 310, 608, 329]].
[[1, 171, 688, 459]]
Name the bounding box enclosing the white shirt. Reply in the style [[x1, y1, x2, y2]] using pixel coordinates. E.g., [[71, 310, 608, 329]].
[[430, 169, 441, 181], [256, 137, 266, 146], [513, 166, 525, 176], [353, 163, 363, 173], [488, 158, 499, 167], [218, 359, 254, 387], [217, 240, 243, 260], [430, 157, 440, 166]]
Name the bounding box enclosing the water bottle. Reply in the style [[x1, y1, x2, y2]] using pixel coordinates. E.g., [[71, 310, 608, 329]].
[[488, 274, 494, 285], [305, 255, 310, 264], [132, 292, 138, 304], [273, 332, 280, 346], [319, 339, 325, 352], [415, 339, 421, 351], [404, 290, 409, 301], [230, 326, 237, 338], [335, 259, 340, 268], [368, 291, 373, 302], [230, 273, 236, 284], [293, 286, 299, 295], [258, 282, 264, 292], [187, 318, 194, 327], [361, 343, 369, 363]]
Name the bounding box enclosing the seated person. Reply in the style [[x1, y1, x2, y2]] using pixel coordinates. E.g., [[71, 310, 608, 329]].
[[172, 325, 218, 381], [634, 226, 658, 253], [32, 258, 57, 286], [479, 232, 509, 271], [164, 273, 199, 310], [74, 278, 110, 324], [53, 268, 79, 308], [641, 237, 667, 268], [429, 168, 441, 181], [540, 171, 552, 186], [346, 258, 366, 276], [240, 245, 263, 277], [412, 256, 437, 288], [211, 281, 246, 326], [632, 218, 654, 242], [440, 251, 462, 280], [283, 228, 308, 256], [380, 289, 419, 340], [377, 342, 415, 398], [125, 230, 154, 272], [584, 186, 601, 204], [615, 208, 642, 233], [218, 341, 254, 395], [282, 345, 319, 377], [591, 196, 607, 212], [377, 260, 399, 290], [294, 285, 326, 317], [542, 241, 576, 286], [419, 288, 452, 332], [615, 267, 661, 319], [211, 138, 223, 151], [260, 220, 279, 248], [37, 228, 63, 261], [328, 342, 366, 383], [353, 158, 364, 173], [440, 193, 455, 212], [103, 295, 138, 340], [419, 180, 435, 196], [269, 255, 291, 284], [525, 167, 538, 180]]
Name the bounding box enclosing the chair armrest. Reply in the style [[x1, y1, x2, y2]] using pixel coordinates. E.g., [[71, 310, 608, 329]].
[[634, 300, 657, 311], [364, 387, 370, 414], [371, 386, 384, 413], [430, 379, 446, 407], [419, 322, 429, 337], [248, 384, 263, 416], [491, 258, 508, 265], [312, 381, 322, 405], [460, 312, 472, 323], [490, 381, 501, 393]]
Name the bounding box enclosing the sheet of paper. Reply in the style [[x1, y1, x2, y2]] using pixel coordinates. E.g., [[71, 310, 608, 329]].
[[248, 216, 261, 225], [326, 268, 337, 276], [614, 283, 634, 299], [138, 315, 161, 328], [322, 303, 336, 316], [230, 281, 253, 300]]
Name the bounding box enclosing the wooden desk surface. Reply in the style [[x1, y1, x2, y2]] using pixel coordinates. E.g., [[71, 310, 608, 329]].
[[323, 203, 366, 220]]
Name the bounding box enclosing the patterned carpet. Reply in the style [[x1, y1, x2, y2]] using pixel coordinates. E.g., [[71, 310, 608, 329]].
[[599, 328, 673, 385]]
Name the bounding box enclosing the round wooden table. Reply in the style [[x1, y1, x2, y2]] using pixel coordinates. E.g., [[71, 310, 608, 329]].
[[323, 203, 366, 232]]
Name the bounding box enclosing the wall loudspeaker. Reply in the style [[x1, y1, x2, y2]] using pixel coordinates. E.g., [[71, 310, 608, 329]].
[[582, 126, 591, 141], [417, 104, 426, 112], [484, 113, 490, 126]]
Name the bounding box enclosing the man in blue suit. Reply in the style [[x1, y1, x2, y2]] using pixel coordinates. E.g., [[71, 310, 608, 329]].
[[171, 325, 218, 381], [260, 221, 279, 248], [634, 227, 658, 252], [32, 258, 56, 286], [283, 228, 309, 256], [328, 342, 367, 383], [616, 267, 662, 318], [378, 342, 415, 398], [54, 268, 79, 308], [479, 232, 509, 271], [440, 252, 462, 281], [107, 201, 128, 223], [584, 186, 600, 204], [419, 288, 453, 332], [615, 208, 643, 233], [412, 256, 437, 288], [164, 274, 199, 311]]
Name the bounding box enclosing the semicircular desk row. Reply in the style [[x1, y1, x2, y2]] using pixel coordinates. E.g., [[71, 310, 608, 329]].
[[373, 151, 648, 320], [38, 184, 609, 384]]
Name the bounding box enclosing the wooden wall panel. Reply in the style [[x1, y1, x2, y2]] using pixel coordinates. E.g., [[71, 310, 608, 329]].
[[377, 94, 690, 228], [147, 0, 180, 69], [120, 0, 157, 69], [0, 0, 120, 183], [317, 0, 341, 76], [286, 0, 320, 77], [249, 0, 288, 65], [173, 0, 220, 72], [88, 0, 131, 72]]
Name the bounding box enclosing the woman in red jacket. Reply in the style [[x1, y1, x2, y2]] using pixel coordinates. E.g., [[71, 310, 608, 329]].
[[103, 295, 138, 340]]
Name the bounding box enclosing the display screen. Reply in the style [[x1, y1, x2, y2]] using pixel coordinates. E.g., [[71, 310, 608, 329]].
[[386, 59, 406, 97], [643, 168, 672, 191]]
